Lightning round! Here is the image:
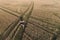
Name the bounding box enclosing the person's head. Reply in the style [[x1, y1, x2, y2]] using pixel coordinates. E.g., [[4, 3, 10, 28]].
[[20, 17, 23, 21]]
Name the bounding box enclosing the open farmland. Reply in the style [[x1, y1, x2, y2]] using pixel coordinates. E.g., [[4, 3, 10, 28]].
[[0, 0, 60, 40]]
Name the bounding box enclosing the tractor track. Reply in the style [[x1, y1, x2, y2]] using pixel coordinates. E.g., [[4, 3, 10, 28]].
[[0, 2, 60, 40], [0, 2, 34, 40]]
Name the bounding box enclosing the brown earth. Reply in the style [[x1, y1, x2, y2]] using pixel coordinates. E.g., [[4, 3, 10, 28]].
[[0, 0, 60, 40]]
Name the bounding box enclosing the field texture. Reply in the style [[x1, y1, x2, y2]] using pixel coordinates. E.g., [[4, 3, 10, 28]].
[[0, 0, 60, 40]]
